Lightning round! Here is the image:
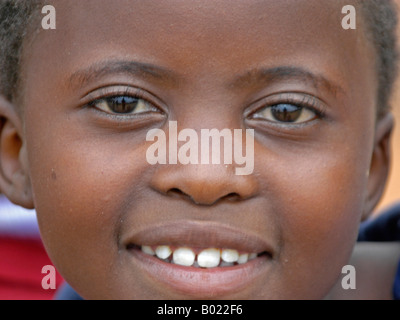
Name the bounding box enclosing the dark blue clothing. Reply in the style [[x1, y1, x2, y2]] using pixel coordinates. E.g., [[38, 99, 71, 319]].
[[54, 282, 83, 300], [395, 263, 400, 300], [358, 202, 400, 300], [358, 202, 400, 242]]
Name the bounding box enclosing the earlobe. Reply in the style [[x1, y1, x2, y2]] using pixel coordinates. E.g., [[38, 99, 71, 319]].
[[362, 112, 394, 221], [0, 95, 34, 209]]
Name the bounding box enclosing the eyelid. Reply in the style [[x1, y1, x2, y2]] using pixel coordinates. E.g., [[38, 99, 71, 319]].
[[246, 92, 327, 119], [82, 85, 166, 114]]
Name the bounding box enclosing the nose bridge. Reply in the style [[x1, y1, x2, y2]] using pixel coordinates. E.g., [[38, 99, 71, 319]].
[[147, 119, 257, 205]]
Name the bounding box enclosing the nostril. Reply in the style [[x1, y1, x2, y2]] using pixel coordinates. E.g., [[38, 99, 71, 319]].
[[222, 193, 241, 202], [167, 188, 188, 199], [166, 188, 241, 205]]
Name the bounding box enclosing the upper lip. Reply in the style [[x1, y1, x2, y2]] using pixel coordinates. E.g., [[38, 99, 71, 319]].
[[122, 220, 274, 256]]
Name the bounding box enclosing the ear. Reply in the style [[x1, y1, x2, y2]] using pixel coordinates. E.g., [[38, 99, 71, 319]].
[[0, 95, 34, 209], [362, 112, 394, 221]]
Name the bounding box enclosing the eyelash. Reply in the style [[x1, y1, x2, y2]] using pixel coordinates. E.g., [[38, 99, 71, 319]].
[[85, 87, 164, 119], [84, 87, 324, 129], [248, 93, 326, 125]]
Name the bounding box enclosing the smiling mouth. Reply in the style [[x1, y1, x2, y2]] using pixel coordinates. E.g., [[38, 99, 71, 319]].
[[128, 244, 267, 268], [123, 220, 274, 270], [122, 221, 274, 297]]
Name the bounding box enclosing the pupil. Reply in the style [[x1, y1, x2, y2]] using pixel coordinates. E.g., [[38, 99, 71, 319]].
[[271, 104, 301, 122], [109, 96, 138, 113]]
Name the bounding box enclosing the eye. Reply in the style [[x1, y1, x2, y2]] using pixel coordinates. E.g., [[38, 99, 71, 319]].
[[89, 96, 158, 115], [252, 103, 318, 124]]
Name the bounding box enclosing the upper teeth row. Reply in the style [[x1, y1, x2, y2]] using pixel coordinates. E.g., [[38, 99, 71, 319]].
[[141, 245, 258, 268]]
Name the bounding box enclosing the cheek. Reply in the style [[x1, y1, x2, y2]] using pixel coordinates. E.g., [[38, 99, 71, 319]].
[[280, 155, 366, 254], [25, 119, 152, 296], [254, 138, 371, 298]]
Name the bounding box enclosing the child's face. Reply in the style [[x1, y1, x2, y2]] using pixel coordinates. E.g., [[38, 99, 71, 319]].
[[13, 0, 391, 299]]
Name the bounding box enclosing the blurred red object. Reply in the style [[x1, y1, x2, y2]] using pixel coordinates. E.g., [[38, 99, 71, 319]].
[[0, 236, 63, 300], [0, 195, 63, 300]]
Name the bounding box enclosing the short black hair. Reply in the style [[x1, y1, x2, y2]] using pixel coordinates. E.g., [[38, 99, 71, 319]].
[[0, 0, 398, 118], [360, 0, 399, 118], [0, 0, 42, 103]]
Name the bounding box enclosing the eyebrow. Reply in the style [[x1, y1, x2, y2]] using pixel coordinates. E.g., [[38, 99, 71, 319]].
[[231, 66, 345, 95], [68, 61, 344, 97], [67, 60, 179, 89]]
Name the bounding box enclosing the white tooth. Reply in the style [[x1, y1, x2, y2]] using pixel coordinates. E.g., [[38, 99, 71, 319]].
[[237, 253, 249, 264], [249, 253, 258, 260], [173, 247, 195, 267], [155, 246, 172, 260], [197, 248, 221, 268], [221, 249, 239, 263], [141, 246, 155, 256]]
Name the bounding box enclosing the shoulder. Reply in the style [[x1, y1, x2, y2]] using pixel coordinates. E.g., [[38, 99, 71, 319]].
[[327, 241, 400, 300], [328, 202, 400, 300], [351, 242, 400, 299]]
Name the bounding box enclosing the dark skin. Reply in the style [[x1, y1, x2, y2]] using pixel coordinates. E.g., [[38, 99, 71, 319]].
[[0, 0, 394, 299]]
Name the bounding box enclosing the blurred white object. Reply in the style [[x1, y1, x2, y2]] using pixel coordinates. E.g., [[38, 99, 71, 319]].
[[0, 194, 39, 238]]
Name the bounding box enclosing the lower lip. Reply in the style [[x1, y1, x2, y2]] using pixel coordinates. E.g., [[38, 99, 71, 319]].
[[129, 247, 270, 298]]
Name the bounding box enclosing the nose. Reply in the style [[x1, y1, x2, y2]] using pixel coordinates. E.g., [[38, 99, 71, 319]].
[[150, 164, 258, 206]]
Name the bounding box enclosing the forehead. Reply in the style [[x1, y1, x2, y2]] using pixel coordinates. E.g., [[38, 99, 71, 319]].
[[22, 0, 375, 108], [44, 0, 361, 60]]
